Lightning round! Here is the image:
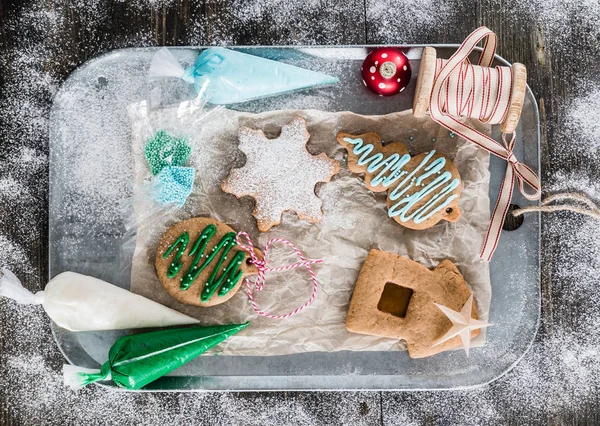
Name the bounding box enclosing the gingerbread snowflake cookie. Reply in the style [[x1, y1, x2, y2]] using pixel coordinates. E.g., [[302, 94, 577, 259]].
[[223, 118, 340, 232], [337, 131, 462, 230]]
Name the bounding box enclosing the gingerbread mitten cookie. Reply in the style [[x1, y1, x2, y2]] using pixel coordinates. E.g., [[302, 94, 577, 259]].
[[224, 118, 340, 232], [337, 131, 461, 230]]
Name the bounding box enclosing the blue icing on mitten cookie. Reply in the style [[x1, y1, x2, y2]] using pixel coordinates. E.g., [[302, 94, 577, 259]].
[[154, 166, 195, 206]]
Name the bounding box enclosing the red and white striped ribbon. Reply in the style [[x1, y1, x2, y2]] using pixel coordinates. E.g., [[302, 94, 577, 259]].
[[428, 26, 541, 261], [236, 232, 321, 319]]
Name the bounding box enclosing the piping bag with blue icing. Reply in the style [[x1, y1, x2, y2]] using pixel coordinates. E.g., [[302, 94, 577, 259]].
[[148, 47, 339, 104], [0, 269, 199, 331]]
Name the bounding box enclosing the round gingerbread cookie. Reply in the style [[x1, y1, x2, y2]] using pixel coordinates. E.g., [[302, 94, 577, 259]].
[[155, 217, 260, 307]]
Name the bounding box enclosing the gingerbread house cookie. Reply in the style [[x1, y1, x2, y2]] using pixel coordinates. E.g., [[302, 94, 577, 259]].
[[346, 249, 480, 358]]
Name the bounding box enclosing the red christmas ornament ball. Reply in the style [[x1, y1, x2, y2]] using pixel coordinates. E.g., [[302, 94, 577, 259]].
[[361, 48, 411, 96]]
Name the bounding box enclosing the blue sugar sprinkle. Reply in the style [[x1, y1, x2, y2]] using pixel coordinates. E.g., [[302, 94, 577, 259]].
[[154, 166, 195, 207]]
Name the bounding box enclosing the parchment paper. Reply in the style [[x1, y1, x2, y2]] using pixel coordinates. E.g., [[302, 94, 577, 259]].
[[127, 103, 491, 355]]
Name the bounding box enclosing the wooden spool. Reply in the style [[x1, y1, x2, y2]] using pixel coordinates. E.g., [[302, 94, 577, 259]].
[[412, 46, 528, 134]]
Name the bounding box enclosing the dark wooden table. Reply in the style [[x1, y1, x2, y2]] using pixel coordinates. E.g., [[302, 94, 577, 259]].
[[2, 0, 599, 424]]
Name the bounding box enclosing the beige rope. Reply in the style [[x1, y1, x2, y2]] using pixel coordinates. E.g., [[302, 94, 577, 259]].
[[512, 192, 600, 221]]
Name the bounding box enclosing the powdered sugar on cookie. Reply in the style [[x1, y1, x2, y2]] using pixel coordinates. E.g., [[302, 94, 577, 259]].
[[223, 118, 339, 231]]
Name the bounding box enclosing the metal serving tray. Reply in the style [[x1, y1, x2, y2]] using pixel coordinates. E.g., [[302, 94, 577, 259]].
[[49, 46, 540, 391]]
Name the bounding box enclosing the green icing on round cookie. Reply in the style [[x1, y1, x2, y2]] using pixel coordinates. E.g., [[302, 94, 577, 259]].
[[162, 224, 245, 302]]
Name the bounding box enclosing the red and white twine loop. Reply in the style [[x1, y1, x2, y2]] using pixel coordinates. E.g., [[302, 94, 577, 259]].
[[235, 231, 322, 319], [428, 26, 541, 261]]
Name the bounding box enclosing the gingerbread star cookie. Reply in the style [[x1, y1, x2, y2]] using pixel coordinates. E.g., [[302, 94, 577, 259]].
[[223, 118, 340, 232], [337, 131, 462, 230]]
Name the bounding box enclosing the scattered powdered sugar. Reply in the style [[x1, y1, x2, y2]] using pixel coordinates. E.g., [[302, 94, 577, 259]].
[[521, 0, 600, 43], [0, 2, 377, 422], [204, 0, 366, 45], [12, 147, 48, 172], [224, 118, 338, 227], [562, 86, 600, 158], [0, 236, 33, 274], [2, 0, 600, 423], [226, 0, 325, 24], [382, 206, 600, 423], [458, 0, 600, 50], [0, 177, 29, 200], [0, 300, 380, 425], [381, 81, 600, 423], [367, 0, 600, 50], [366, 0, 455, 44]]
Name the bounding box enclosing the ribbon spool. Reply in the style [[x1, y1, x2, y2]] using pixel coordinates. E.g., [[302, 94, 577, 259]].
[[409, 27, 541, 261], [412, 46, 528, 134]]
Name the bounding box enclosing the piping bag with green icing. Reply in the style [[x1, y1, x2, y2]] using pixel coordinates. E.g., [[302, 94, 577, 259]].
[[0, 269, 199, 331], [148, 47, 339, 104], [63, 322, 249, 390]]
